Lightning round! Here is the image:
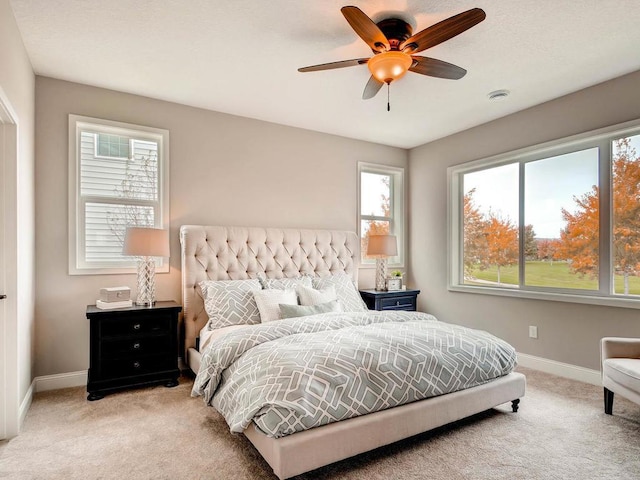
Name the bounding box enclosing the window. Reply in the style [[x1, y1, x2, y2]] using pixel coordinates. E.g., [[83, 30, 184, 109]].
[[358, 163, 404, 266], [69, 115, 169, 274], [449, 119, 640, 308]]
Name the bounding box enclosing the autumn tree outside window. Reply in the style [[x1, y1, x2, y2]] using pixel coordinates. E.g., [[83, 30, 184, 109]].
[[449, 119, 640, 308]]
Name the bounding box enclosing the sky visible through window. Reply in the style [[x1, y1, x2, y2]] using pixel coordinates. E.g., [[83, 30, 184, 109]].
[[463, 137, 640, 239], [361, 172, 389, 217]]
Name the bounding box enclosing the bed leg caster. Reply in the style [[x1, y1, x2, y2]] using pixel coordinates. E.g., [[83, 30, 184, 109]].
[[511, 399, 520, 413]]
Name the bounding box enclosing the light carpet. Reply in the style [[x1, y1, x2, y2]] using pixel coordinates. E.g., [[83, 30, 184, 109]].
[[1, 367, 639, 480]]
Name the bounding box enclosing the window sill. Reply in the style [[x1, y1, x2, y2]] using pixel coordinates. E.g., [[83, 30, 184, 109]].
[[448, 284, 640, 310]]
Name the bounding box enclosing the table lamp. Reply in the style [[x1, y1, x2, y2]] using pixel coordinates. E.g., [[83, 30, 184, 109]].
[[123, 227, 169, 306], [367, 235, 398, 291]]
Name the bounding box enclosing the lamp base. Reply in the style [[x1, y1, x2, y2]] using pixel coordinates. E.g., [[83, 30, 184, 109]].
[[135, 257, 156, 306], [375, 258, 388, 291]]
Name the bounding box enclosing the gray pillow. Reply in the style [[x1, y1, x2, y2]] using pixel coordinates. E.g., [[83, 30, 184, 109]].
[[257, 275, 312, 290], [312, 273, 368, 312], [200, 279, 262, 329], [279, 300, 342, 319]]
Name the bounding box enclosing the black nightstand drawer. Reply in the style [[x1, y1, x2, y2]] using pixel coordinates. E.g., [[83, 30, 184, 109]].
[[100, 315, 171, 337], [101, 335, 172, 358], [101, 354, 176, 379], [359, 289, 421, 312], [86, 301, 181, 401], [380, 295, 416, 310]]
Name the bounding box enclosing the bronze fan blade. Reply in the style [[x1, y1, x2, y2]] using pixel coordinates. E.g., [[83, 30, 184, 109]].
[[400, 8, 486, 54], [341, 6, 390, 53], [362, 75, 384, 99], [409, 56, 467, 79], [298, 58, 370, 73]]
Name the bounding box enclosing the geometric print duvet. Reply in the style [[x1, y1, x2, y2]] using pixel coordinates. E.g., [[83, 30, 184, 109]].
[[192, 311, 517, 438]]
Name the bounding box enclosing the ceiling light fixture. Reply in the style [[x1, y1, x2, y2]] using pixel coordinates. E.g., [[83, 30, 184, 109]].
[[367, 51, 413, 84]]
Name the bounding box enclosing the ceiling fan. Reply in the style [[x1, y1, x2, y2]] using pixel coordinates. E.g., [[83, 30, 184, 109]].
[[298, 6, 486, 106]]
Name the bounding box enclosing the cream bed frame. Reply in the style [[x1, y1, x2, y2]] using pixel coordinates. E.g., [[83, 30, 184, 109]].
[[180, 225, 526, 479]]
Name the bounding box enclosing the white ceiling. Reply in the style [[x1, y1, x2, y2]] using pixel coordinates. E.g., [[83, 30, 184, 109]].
[[9, 0, 640, 149]]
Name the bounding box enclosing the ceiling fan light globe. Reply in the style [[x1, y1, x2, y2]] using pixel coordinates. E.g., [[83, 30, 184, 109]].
[[367, 51, 412, 84]]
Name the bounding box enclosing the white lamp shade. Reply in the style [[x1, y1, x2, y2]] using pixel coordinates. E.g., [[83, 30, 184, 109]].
[[123, 227, 170, 257], [366, 235, 398, 257]]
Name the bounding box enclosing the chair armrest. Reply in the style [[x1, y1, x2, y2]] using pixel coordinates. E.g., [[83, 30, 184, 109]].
[[601, 337, 640, 362]]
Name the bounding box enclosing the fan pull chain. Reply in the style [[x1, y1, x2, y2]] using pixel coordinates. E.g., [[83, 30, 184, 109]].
[[387, 83, 391, 112]]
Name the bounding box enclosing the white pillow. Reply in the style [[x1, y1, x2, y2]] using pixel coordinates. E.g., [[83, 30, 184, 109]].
[[200, 279, 262, 329], [297, 285, 337, 306], [253, 289, 297, 323], [279, 300, 343, 319], [312, 273, 368, 312]]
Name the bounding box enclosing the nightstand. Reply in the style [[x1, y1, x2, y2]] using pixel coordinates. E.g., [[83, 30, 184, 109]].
[[359, 289, 421, 312], [86, 301, 181, 401]]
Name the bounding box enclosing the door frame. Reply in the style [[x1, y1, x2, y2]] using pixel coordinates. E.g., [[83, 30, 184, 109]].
[[0, 87, 19, 440]]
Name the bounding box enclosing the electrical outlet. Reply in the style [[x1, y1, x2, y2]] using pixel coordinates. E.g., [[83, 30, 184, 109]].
[[529, 326, 538, 339]]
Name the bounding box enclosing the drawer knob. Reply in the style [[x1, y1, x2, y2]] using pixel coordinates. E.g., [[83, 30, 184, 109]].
[[133, 361, 141, 369], [133, 323, 141, 330], [133, 342, 141, 350]]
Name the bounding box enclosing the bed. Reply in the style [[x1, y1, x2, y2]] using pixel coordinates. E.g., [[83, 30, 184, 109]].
[[181, 225, 526, 479]]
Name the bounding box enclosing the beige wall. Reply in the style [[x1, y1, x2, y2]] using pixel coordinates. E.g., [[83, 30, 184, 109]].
[[0, 0, 36, 430], [409, 70, 640, 371], [34, 77, 408, 377]]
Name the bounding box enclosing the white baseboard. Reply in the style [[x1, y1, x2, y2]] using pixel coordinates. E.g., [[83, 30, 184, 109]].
[[34, 370, 88, 393], [24, 355, 598, 400], [517, 352, 601, 386], [18, 381, 34, 431]]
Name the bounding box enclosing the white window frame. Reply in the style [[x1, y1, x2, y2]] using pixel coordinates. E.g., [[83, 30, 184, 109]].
[[448, 118, 640, 309], [357, 162, 405, 268], [68, 115, 170, 275]]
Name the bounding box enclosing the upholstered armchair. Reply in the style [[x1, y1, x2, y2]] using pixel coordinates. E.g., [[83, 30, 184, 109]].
[[601, 337, 640, 414]]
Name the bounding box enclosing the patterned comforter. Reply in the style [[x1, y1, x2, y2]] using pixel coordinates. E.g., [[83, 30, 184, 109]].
[[192, 311, 516, 438]]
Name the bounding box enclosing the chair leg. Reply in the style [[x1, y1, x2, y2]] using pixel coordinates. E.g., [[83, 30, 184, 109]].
[[604, 387, 614, 415]]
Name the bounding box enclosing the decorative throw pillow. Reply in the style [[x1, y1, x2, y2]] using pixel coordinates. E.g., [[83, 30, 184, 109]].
[[258, 275, 312, 290], [253, 289, 298, 323], [279, 300, 343, 319], [200, 279, 262, 329], [312, 273, 368, 312], [297, 285, 337, 306]]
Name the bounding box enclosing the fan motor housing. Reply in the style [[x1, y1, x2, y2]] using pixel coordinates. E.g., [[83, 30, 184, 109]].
[[376, 18, 413, 50]]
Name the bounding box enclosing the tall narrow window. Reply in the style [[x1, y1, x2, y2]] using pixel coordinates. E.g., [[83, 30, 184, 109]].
[[524, 149, 599, 290], [463, 164, 519, 287], [358, 163, 404, 266], [612, 133, 640, 295], [69, 115, 169, 274]]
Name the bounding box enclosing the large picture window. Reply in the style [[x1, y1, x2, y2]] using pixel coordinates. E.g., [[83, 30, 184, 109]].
[[358, 163, 404, 266], [449, 120, 640, 308], [69, 115, 170, 274]]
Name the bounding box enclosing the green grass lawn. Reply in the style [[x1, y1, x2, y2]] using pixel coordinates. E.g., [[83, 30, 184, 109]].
[[468, 261, 640, 294]]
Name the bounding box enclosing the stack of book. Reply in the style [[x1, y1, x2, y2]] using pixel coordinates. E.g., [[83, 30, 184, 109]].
[[96, 286, 132, 310]]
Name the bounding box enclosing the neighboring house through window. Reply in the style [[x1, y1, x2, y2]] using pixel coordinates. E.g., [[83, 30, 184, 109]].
[[449, 119, 640, 308], [358, 162, 404, 267], [69, 115, 169, 274]]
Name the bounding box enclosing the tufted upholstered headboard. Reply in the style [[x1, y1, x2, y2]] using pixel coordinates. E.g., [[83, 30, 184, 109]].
[[180, 225, 360, 361]]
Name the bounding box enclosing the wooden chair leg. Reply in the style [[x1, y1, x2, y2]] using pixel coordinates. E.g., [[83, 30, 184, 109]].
[[604, 387, 614, 415]]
